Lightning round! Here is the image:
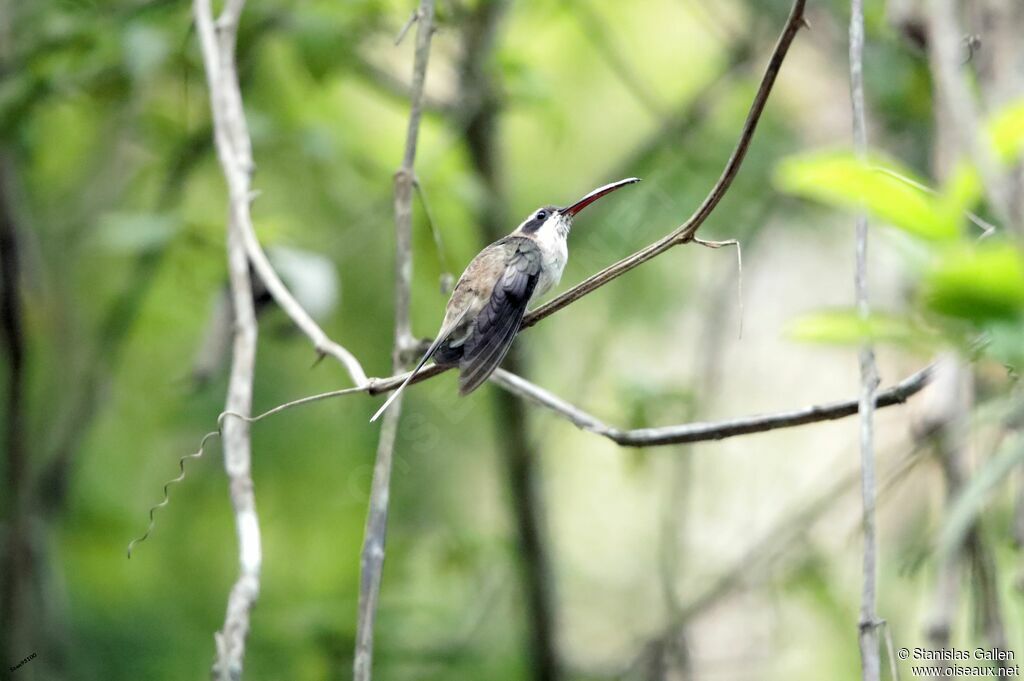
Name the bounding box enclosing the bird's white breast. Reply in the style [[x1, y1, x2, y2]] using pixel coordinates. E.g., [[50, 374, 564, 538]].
[[533, 225, 568, 298]]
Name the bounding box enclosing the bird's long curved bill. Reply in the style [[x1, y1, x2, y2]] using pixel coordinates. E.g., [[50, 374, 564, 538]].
[[560, 177, 640, 217]]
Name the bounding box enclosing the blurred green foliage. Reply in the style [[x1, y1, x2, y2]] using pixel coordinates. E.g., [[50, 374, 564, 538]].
[[2, 0, 1023, 680], [777, 100, 1024, 361]]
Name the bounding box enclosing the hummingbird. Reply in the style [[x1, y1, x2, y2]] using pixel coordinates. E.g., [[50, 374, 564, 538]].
[[371, 177, 640, 422]]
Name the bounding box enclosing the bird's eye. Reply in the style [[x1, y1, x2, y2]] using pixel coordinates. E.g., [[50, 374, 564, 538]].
[[536, 210, 547, 220]]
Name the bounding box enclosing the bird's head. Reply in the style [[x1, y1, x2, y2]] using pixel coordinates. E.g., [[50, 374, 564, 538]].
[[515, 177, 640, 240]]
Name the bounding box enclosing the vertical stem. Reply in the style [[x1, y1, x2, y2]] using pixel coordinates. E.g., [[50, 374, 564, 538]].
[[193, 0, 262, 676], [213, 214, 261, 681], [354, 3, 435, 679], [849, 1, 881, 680]]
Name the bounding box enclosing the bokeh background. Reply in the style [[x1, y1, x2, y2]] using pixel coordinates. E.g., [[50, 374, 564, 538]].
[[2, 0, 1023, 679]]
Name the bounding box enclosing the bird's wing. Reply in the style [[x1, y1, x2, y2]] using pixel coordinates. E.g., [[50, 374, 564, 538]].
[[457, 237, 541, 395]]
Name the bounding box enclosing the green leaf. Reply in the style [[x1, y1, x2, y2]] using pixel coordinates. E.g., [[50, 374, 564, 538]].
[[986, 98, 1024, 165], [941, 99, 1024, 212], [775, 151, 960, 241], [922, 242, 1024, 324], [788, 309, 927, 347]]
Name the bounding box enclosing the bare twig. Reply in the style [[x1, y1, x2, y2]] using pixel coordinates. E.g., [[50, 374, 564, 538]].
[[491, 365, 932, 447], [130, 360, 932, 560], [193, 0, 262, 677], [523, 0, 807, 329], [144, 363, 934, 470], [237, 219, 368, 384], [394, 8, 418, 46], [412, 177, 453, 292], [354, 2, 435, 679], [191, 8, 368, 387], [693, 237, 743, 339], [849, 1, 882, 678]]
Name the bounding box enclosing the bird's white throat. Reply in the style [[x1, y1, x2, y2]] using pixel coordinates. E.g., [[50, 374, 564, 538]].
[[533, 214, 570, 297]]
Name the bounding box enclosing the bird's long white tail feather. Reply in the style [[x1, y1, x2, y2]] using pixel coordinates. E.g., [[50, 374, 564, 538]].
[[369, 309, 469, 423], [369, 344, 436, 423]]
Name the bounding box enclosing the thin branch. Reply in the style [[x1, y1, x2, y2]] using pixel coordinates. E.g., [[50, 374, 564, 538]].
[[212, 226, 261, 681], [354, 2, 435, 680], [193, 9, 369, 387], [193, 0, 262, 677], [145, 363, 932, 480], [412, 177, 453, 292], [201, 361, 936, 454], [394, 8, 418, 46], [522, 0, 807, 329], [131, 360, 932, 557], [849, 0, 882, 678], [491, 365, 932, 447], [693, 237, 743, 339], [236, 216, 368, 385]]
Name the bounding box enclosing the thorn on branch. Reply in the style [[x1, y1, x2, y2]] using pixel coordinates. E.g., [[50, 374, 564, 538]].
[[961, 34, 981, 65], [395, 9, 420, 46], [412, 176, 453, 288]]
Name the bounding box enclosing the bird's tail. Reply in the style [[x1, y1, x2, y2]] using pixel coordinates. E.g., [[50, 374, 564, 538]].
[[369, 342, 438, 423], [370, 309, 471, 423]]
